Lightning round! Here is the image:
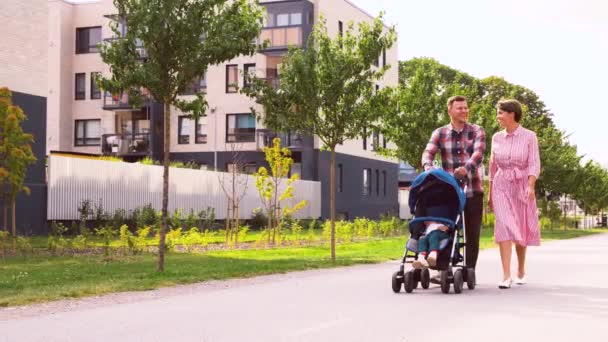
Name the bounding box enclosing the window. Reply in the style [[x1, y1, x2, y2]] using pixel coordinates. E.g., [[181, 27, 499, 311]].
[[375, 169, 380, 196], [182, 74, 207, 95], [244, 64, 256, 88], [363, 168, 371, 196], [382, 170, 387, 196], [382, 48, 387, 67], [226, 113, 256, 142], [76, 27, 102, 54], [362, 127, 367, 150], [338, 163, 343, 193], [75, 73, 85, 100], [74, 119, 101, 146], [195, 117, 207, 144], [339, 21, 343, 48], [291, 162, 302, 178], [383, 135, 387, 149], [372, 53, 379, 67], [290, 13, 302, 25], [372, 130, 380, 151], [277, 14, 290, 26], [226, 65, 238, 93], [178, 116, 191, 144], [90, 72, 101, 99]]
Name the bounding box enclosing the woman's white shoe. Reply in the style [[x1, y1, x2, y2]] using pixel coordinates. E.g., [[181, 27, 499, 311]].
[[498, 278, 512, 289], [514, 275, 527, 285]]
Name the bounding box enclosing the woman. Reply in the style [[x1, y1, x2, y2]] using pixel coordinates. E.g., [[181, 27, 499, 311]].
[[488, 99, 541, 289]]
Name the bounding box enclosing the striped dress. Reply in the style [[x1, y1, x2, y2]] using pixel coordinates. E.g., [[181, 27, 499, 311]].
[[489, 125, 541, 246]]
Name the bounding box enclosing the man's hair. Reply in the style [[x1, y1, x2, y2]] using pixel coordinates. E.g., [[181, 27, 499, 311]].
[[447, 95, 468, 108], [496, 99, 523, 122]]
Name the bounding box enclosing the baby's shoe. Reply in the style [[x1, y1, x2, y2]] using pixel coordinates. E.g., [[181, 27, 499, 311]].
[[412, 254, 429, 269], [426, 251, 438, 267]]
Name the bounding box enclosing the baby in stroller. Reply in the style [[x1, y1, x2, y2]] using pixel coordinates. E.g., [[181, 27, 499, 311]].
[[391, 168, 476, 294], [412, 221, 450, 269]]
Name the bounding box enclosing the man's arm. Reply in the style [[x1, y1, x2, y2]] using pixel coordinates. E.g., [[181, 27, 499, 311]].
[[421, 129, 440, 171], [464, 126, 486, 173]]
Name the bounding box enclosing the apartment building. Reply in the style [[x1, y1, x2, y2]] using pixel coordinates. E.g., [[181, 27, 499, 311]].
[[14, 0, 401, 220], [0, 0, 48, 234]]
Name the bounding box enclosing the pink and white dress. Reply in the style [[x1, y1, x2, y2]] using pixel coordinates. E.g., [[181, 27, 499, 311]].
[[489, 125, 541, 246]]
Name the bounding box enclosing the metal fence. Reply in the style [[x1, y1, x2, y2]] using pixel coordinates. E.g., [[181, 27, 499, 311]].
[[47, 154, 321, 220]]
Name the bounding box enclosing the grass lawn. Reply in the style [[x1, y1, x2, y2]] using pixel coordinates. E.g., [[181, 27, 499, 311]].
[[0, 228, 604, 307]]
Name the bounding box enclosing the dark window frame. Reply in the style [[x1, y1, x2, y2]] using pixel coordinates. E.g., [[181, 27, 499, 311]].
[[75, 73, 86, 100], [338, 21, 343, 48], [178, 116, 190, 144], [226, 64, 239, 93], [75, 26, 102, 54], [74, 119, 101, 146], [243, 63, 256, 88], [382, 48, 387, 67], [362, 127, 367, 150], [195, 117, 207, 144], [90, 72, 101, 99], [363, 168, 372, 196], [226, 113, 256, 143]]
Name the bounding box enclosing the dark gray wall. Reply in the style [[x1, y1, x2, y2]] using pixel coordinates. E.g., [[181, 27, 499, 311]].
[[318, 151, 399, 220], [0, 91, 47, 235]]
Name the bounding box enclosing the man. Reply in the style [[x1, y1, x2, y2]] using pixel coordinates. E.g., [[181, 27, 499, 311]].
[[421, 95, 486, 272]]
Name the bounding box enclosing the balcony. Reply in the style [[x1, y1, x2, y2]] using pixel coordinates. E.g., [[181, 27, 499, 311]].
[[256, 130, 305, 151], [102, 92, 150, 111], [102, 133, 150, 157], [260, 26, 304, 52]]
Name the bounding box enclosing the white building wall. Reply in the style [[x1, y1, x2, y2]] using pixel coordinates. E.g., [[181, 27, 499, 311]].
[[0, 0, 48, 97]]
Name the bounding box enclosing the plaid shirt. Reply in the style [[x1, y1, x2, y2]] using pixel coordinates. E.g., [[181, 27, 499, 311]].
[[421, 123, 486, 197]]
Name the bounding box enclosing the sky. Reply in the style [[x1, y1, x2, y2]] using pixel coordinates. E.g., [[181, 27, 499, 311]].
[[350, 0, 608, 167]]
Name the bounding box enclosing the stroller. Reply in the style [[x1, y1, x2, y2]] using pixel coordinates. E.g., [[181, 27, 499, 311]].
[[391, 169, 476, 294]]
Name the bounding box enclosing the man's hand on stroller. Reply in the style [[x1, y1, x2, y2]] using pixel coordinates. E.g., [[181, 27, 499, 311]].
[[438, 225, 449, 232], [454, 167, 467, 179]]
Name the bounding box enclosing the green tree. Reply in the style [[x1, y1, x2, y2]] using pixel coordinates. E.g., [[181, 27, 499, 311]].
[[254, 138, 307, 245], [0, 88, 37, 238], [99, 0, 263, 271], [387, 58, 482, 170], [245, 16, 396, 261]]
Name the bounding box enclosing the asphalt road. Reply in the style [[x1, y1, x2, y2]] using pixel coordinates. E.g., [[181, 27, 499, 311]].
[[2, 233, 608, 342]]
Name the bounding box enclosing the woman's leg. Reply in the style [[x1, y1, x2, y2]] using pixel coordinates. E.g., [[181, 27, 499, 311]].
[[498, 241, 512, 281], [515, 244, 527, 278]]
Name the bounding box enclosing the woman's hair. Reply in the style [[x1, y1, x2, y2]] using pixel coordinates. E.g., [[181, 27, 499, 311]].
[[496, 99, 523, 122]]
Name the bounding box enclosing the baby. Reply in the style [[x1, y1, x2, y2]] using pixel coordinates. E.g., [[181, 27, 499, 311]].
[[412, 221, 450, 269]]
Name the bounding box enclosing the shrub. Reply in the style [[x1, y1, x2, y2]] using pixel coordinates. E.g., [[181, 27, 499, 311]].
[[250, 208, 268, 230]]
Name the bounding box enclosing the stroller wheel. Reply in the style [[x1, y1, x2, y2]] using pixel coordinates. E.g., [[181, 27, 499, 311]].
[[404, 271, 415, 293], [420, 268, 430, 289], [466, 268, 476, 290], [391, 271, 402, 293], [440, 270, 451, 294], [453, 269, 464, 294], [412, 269, 420, 289]]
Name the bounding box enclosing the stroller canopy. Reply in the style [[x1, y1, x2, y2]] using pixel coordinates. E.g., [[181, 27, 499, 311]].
[[408, 169, 466, 214]]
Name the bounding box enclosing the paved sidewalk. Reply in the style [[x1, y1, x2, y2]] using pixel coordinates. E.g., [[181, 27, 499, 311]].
[[2, 233, 608, 342]]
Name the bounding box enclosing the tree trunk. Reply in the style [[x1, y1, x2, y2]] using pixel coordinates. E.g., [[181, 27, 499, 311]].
[[267, 206, 272, 244], [235, 205, 240, 247], [158, 101, 171, 272], [2, 200, 7, 232], [11, 198, 16, 236], [225, 202, 231, 245], [330, 147, 336, 262]]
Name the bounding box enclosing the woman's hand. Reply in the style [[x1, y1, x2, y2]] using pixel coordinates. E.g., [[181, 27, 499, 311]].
[[525, 185, 536, 201]]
